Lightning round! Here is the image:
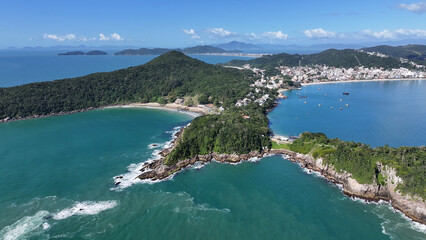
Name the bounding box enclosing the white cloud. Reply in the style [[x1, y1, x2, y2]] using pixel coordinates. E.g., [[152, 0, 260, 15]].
[[43, 33, 77, 41], [42, 33, 124, 42], [183, 29, 200, 39], [99, 33, 124, 41], [207, 28, 235, 37], [360, 29, 426, 39], [398, 2, 426, 14], [262, 31, 288, 40], [99, 33, 107, 41], [361, 29, 395, 39], [395, 29, 426, 37], [304, 28, 337, 39]]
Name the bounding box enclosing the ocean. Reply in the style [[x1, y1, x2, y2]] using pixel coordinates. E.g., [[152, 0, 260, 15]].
[[0, 50, 253, 87], [0, 52, 425, 239]]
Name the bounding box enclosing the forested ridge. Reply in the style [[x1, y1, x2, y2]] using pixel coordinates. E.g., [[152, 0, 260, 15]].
[[361, 44, 426, 64], [223, 49, 413, 70], [0, 51, 253, 119], [165, 103, 272, 165]]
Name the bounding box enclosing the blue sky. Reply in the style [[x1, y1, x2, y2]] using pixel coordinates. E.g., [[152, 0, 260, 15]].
[[0, 0, 425, 48]]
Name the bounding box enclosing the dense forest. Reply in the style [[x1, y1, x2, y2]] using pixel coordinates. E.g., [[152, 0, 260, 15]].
[[361, 44, 426, 64], [287, 132, 425, 199], [222, 49, 413, 73], [0, 51, 254, 119], [165, 103, 272, 165]]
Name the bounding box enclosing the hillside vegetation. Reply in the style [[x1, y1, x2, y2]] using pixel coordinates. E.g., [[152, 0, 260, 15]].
[[362, 44, 426, 64], [223, 49, 412, 71], [0, 51, 254, 119], [165, 104, 272, 165], [287, 132, 425, 199]]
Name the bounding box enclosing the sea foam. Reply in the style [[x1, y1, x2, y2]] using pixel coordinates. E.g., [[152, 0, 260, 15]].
[[111, 126, 184, 190], [52, 200, 118, 220], [0, 200, 118, 240], [0, 210, 50, 240]]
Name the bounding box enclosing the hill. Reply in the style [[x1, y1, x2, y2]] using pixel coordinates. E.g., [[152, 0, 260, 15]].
[[86, 50, 108, 55], [57, 51, 85, 56], [223, 49, 413, 74], [182, 45, 241, 54], [0, 51, 254, 120], [58, 50, 108, 56], [214, 41, 261, 51], [361, 45, 426, 64], [114, 45, 241, 55], [114, 48, 173, 55]]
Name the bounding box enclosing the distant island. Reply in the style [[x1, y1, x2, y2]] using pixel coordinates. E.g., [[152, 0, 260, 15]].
[[0, 50, 424, 224], [58, 50, 108, 56], [114, 45, 242, 55]]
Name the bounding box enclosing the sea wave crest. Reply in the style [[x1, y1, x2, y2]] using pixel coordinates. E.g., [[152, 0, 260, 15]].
[[52, 200, 118, 220], [0, 210, 50, 240]]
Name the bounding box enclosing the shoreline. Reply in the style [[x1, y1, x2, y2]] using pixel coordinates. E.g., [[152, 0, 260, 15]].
[[300, 78, 426, 86], [124, 102, 211, 116], [0, 102, 210, 124], [133, 133, 426, 225]]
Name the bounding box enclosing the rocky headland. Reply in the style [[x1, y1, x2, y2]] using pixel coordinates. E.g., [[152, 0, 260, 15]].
[[134, 128, 426, 225]]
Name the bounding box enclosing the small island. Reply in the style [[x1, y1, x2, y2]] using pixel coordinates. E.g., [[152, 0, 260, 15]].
[[58, 50, 108, 56]]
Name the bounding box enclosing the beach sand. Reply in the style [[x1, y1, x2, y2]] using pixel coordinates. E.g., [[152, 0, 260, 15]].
[[123, 102, 214, 116], [300, 78, 426, 86]]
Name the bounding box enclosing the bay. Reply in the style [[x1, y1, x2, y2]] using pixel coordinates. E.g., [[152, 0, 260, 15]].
[[269, 80, 426, 147]]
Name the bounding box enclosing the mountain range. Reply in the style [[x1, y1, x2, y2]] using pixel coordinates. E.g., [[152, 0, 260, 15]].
[[114, 45, 241, 55]]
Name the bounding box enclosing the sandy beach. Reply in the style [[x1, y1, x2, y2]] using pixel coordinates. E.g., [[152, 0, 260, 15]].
[[300, 78, 426, 86], [123, 102, 214, 116]]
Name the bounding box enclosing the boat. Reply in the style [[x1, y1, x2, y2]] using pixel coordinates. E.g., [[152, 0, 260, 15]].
[[339, 107, 343, 110], [303, 101, 307, 104], [345, 104, 349, 107], [318, 104, 321, 107], [330, 107, 334, 109], [343, 92, 350, 95], [339, 99, 343, 101], [299, 96, 308, 98]]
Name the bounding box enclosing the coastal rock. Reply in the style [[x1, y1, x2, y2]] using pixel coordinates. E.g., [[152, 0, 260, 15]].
[[137, 146, 426, 224]]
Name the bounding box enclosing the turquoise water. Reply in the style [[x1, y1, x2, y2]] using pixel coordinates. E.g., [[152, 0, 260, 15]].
[[269, 80, 426, 147], [0, 106, 425, 239], [0, 50, 253, 87]]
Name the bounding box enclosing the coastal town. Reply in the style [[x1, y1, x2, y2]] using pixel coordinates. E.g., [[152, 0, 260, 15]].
[[246, 56, 424, 88], [231, 50, 426, 109]]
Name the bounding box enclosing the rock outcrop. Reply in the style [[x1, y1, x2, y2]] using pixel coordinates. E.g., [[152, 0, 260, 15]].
[[137, 144, 426, 224]]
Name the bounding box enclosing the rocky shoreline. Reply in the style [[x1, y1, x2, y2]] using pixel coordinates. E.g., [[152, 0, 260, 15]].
[[134, 129, 426, 224]]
